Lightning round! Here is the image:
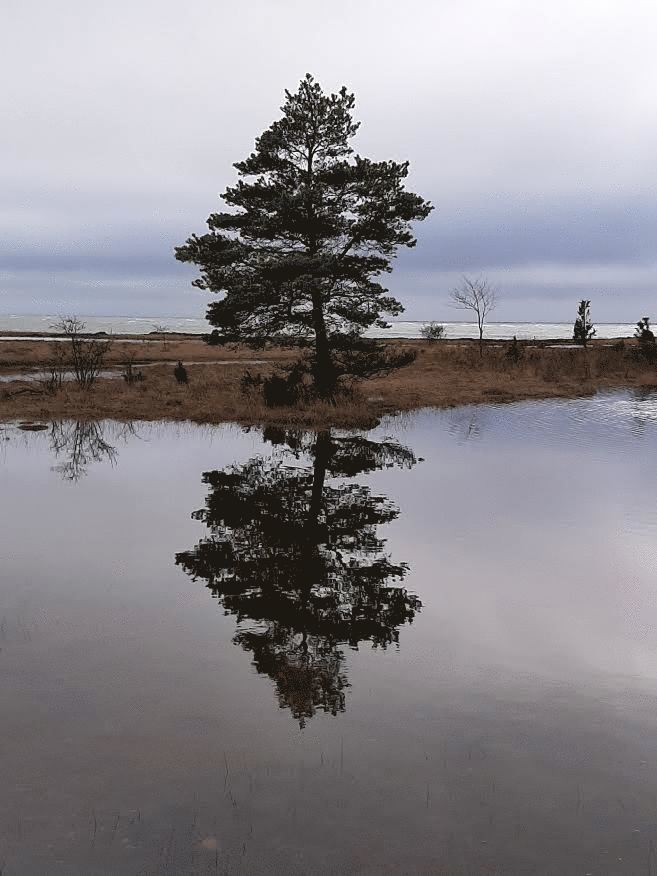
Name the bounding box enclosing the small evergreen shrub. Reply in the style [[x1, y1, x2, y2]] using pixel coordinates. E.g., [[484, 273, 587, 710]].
[[420, 322, 445, 341]]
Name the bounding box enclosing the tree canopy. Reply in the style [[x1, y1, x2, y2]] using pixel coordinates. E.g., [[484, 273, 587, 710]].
[[175, 74, 432, 397]]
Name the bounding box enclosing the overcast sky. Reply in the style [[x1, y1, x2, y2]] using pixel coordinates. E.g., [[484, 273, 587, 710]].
[[2, 0, 656, 322]]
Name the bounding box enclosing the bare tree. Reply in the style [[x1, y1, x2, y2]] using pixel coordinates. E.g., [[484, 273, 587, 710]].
[[51, 316, 112, 389], [449, 276, 498, 357], [38, 342, 68, 394], [49, 421, 118, 481], [48, 421, 138, 481]]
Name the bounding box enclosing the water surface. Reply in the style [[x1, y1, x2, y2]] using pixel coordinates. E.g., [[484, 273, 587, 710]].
[[0, 313, 639, 340], [1, 392, 657, 874]]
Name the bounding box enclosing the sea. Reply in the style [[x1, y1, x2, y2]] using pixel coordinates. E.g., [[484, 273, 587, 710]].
[[0, 314, 637, 340]]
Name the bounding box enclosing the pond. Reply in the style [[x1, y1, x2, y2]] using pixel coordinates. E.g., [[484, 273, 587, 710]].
[[1, 390, 657, 874]]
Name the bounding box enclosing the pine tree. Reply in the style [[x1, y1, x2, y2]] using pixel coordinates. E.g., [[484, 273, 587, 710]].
[[175, 74, 433, 399], [573, 299, 596, 347], [635, 317, 655, 344]]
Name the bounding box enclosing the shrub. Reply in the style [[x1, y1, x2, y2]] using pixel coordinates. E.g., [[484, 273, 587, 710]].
[[635, 317, 655, 344], [174, 361, 189, 384], [263, 374, 300, 407], [122, 355, 144, 385], [51, 316, 111, 390], [204, 330, 222, 346], [505, 335, 523, 365], [420, 322, 445, 341], [262, 363, 308, 407]]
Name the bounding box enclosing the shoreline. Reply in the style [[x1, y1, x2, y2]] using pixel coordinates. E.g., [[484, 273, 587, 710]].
[[1, 336, 655, 428], [0, 327, 640, 340]]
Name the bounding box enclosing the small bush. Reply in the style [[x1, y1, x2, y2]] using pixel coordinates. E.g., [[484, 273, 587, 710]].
[[174, 361, 189, 384], [204, 330, 222, 346], [122, 355, 144, 385], [263, 374, 300, 407], [420, 322, 445, 341], [635, 317, 655, 344], [259, 362, 311, 407], [505, 335, 523, 365]]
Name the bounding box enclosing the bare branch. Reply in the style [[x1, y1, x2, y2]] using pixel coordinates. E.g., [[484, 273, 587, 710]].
[[449, 276, 498, 356], [50, 315, 112, 390]]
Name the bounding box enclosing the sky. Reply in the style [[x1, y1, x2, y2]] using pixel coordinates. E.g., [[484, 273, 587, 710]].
[[1, 0, 656, 322]]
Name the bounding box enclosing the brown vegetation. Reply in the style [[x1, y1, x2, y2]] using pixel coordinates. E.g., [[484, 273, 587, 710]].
[[0, 335, 293, 371], [1, 337, 655, 428]]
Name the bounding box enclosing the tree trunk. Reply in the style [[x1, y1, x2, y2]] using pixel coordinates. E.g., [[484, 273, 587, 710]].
[[478, 324, 484, 358], [299, 431, 330, 598], [309, 431, 330, 522], [311, 292, 336, 399]]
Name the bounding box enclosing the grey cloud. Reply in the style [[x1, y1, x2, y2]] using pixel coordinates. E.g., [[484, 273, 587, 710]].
[[405, 198, 657, 271], [1, 0, 656, 318]]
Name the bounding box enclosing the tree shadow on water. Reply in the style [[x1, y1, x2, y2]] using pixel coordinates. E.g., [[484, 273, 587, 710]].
[[48, 420, 138, 481], [175, 429, 421, 726]]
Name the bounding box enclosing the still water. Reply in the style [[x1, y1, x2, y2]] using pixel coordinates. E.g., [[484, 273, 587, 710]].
[[1, 392, 657, 874]]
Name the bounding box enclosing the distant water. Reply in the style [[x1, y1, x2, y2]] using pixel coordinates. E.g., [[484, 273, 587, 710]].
[[0, 313, 637, 340]]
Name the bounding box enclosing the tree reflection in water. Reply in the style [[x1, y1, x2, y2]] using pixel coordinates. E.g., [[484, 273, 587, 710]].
[[48, 421, 136, 481], [176, 429, 421, 726]]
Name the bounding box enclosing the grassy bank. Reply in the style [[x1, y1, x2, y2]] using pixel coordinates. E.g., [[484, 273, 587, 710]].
[[1, 336, 655, 428]]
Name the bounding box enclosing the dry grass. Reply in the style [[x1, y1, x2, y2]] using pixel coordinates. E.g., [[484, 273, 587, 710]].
[[368, 339, 657, 414], [0, 336, 293, 370], [1, 337, 655, 428]]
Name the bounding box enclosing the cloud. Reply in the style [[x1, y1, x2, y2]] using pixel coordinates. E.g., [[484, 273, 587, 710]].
[[1, 0, 656, 318], [397, 260, 657, 322]]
